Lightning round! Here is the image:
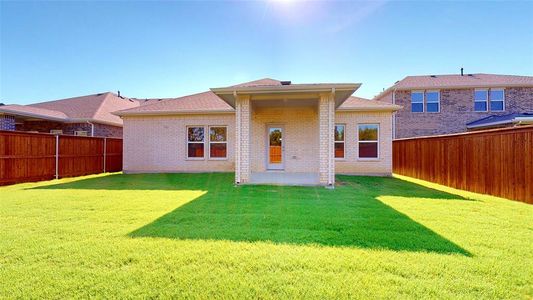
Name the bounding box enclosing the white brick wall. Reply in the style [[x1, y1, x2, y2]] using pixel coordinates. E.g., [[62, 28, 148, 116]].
[[335, 111, 393, 175], [250, 106, 319, 173], [122, 109, 394, 178], [123, 114, 235, 173]]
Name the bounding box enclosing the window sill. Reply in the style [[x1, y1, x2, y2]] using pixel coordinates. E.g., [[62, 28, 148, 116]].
[[357, 158, 380, 162], [186, 157, 205, 161], [335, 158, 346, 161], [208, 157, 228, 161]]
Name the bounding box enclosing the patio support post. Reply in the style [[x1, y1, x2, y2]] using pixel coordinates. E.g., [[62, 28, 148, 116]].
[[235, 94, 251, 184], [319, 92, 335, 186]]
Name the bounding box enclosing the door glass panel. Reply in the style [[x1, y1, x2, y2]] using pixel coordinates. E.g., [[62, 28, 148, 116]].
[[269, 128, 282, 164]]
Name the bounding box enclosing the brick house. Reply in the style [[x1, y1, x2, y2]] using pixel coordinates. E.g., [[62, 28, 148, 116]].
[[0, 92, 140, 137], [114, 79, 400, 186], [374, 73, 533, 139]]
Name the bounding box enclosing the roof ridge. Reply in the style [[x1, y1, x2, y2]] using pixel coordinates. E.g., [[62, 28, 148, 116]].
[[91, 92, 114, 120]]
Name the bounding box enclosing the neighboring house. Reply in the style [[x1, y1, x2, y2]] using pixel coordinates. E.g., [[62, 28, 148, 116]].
[[0, 92, 140, 137], [374, 73, 533, 138], [114, 79, 401, 186]]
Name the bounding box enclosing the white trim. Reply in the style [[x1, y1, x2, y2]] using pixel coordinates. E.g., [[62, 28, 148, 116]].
[[334, 123, 345, 160], [186, 125, 206, 160], [410, 90, 424, 113], [474, 88, 489, 112], [115, 109, 235, 117], [357, 123, 380, 160], [425, 90, 440, 113], [208, 125, 228, 160], [489, 88, 505, 112]]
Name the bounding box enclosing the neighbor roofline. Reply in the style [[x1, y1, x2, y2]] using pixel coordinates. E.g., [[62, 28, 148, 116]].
[[0, 110, 123, 127], [466, 116, 533, 129], [0, 109, 67, 122]]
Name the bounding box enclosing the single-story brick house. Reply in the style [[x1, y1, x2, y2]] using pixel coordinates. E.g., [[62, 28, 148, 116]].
[[0, 92, 140, 137], [114, 79, 401, 186]]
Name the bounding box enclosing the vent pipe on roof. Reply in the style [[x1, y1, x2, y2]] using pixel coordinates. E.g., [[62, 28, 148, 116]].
[[461, 68, 464, 76], [117, 90, 121, 97]]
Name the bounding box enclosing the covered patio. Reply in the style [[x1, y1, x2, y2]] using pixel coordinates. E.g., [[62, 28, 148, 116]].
[[212, 82, 360, 186]]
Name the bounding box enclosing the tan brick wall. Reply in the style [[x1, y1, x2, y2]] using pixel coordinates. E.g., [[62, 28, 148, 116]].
[[235, 96, 251, 183], [123, 114, 235, 173], [335, 111, 393, 176], [122, 109, 394, 178], [318, 94, 335, 184], [393, 87, 533, 138], [250, 106, 320, 173]]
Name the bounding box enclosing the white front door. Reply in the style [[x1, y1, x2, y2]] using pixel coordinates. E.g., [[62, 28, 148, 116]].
[[267, 126, 284, 170]]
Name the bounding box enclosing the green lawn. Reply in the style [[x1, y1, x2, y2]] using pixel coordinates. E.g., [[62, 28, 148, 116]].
[[1, 173, 531, 299]]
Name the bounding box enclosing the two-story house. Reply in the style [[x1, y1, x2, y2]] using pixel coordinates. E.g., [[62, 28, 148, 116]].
[[374, 72, 533, 139]]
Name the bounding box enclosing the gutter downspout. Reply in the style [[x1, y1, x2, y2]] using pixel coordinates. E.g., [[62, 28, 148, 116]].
[[392, 89, 397, 140], [86, 121, 94, 137]]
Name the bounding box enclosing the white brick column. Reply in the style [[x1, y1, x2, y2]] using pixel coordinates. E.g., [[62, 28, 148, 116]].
[[319, 93, 335, 186], [235, 95, 251, 184]]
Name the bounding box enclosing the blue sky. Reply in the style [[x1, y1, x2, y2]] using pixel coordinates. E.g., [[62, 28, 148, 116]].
[[1, 0, 532, 104]]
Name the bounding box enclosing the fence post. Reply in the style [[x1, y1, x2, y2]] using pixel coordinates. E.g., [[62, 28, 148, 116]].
[[55, 135, 59, 179], [103, 137, 106, 173]]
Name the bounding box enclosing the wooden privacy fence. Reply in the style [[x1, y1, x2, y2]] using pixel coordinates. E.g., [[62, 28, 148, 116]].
[[0, 131, 122, 186], [393, 126, 533, 204]]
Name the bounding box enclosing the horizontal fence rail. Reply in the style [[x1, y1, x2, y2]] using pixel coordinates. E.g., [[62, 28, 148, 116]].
[[0, 131, 122, 186], [393, 126, 533, 204]]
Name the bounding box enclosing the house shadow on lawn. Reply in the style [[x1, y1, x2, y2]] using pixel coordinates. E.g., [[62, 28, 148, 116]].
[[89, 173, 472, 256]]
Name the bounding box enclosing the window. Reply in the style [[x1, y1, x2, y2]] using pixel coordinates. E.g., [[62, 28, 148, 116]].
[[490, 89, 505, 111], [358, 124, 379, 159], [425, 91, 440, 112], [334, 124, 345, 159], [411, 91, 424, 112], [474, 89, 488, 112], [74, 131, 88, 136], [187, 126, 205, 158], [50, 130, 63, 135], [209, 126, 227, 159]]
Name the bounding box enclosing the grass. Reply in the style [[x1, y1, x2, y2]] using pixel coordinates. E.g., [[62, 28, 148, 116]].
[[0, 173, 531, 299]]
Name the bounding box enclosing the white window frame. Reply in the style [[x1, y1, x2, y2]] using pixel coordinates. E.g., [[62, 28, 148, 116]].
[[474, 89, 488, 112], [50, 129, 63, 135], [208, 126, 228, 160], [357, 124, 380, 160], [489, 88, 505, 112], [334, 124, 345, 160], [411, 90, 424, 113], [74, 130, 88, 136], [425, 90, 440, 113], [186, 125, 206, 160]]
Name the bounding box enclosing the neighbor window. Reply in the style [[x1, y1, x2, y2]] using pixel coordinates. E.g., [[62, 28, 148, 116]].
[[334, 124, 345, 159], [411, 91, 424, 112], [187, 126, 205, 158], [209, 126, 227, 159], [474, 89, 488, 112], [358, 124, 379, 159], [425, 91, 440, 112], [490, 89, 505, 111]]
